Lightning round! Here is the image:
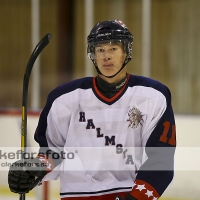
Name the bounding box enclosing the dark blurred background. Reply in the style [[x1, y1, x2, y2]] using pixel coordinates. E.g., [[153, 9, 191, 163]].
[[0, 0, 200, 114]]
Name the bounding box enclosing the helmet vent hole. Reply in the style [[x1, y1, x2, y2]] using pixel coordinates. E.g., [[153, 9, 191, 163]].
[[99, 27, 111, 31]]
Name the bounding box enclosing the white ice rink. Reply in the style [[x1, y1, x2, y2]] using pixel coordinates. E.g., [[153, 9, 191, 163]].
[[1, 112, 200, 200]]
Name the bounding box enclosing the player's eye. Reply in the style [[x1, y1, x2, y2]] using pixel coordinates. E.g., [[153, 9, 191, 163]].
[[110, 47, 117, 51], [96, 48, 104, 52]]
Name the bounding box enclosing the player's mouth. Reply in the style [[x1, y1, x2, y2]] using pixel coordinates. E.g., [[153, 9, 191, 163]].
[[103, 64, 113, 68]]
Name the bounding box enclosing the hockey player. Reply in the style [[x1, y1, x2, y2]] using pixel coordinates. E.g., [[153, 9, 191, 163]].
[[8, 20, 176, 200]]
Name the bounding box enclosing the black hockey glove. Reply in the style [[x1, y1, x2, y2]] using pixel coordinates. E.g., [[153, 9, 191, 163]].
[[115, 194, 138, 200], [8, 158, 47, 194]]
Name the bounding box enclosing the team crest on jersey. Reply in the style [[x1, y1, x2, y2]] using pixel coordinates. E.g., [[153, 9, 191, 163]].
[[127, 107, 144, 128]]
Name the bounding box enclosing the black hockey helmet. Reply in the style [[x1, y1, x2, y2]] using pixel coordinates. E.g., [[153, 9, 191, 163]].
[[87, 19, 134, 78]]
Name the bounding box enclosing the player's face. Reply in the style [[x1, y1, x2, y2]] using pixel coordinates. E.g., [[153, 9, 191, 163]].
[[94, 41, 127, 83]]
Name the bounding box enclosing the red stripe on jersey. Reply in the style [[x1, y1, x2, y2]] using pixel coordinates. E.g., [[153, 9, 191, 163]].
[[61, 191, 128, 200], [93, 74, 130, 102], [130, 180, 160, 200], [0, 108, 41, 116]]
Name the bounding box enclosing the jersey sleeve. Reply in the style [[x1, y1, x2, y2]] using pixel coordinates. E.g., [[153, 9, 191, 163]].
[[130, 86, 176, 200], [34, 90, 71, 169]]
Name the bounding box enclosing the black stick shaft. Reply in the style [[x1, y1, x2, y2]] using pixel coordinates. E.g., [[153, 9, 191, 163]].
[[20, 33, 52, 200]]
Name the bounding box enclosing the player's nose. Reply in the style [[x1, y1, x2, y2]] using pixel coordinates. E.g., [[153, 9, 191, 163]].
[[103, 53, 111, 61]]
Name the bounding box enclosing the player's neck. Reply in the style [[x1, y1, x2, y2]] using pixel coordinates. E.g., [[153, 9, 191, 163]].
[[96, 74, 128, 98]]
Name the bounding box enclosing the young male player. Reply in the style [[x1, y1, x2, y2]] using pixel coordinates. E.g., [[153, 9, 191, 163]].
[[8, 19, 176, 200]]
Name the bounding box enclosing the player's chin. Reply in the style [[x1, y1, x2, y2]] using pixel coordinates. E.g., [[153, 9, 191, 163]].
[[100, 68, 117, 77]]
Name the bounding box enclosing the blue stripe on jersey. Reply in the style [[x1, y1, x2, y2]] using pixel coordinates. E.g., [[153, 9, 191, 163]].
[[50, 77, 93, 100], [128, 74, 171, 104]]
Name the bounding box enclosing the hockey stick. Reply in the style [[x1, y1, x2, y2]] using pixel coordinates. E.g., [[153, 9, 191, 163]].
[[20, 33, 52, 200]]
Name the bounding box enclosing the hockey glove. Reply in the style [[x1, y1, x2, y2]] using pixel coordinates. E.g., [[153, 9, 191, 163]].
[[115, 194, 138, 200], [8, 158, 48, 194]]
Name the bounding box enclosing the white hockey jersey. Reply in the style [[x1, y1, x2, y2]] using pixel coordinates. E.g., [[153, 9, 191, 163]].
[[35, 74, 176, 200]]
